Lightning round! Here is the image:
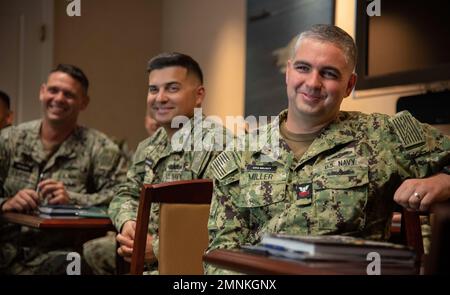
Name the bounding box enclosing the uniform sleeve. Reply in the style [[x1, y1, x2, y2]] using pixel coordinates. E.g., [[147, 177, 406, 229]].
[[108, 142, 148, 232], [199, 151, 221, 179], [386, 111, 450, 178], [67, 138, 128, 207], [0, 128, 13, 209], [193, 120, 235, 179], [205, 152, 253, 274]]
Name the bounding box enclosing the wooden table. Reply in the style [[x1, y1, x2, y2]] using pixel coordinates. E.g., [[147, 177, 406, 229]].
[[204, 249, 419, 275], [1, 212, 116, 254], [1, 212, 114, 229]]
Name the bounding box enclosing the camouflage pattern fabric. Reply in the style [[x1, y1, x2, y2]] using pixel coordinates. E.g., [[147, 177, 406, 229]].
[[0, 120, 127, 274], [83, 131, 165, 275], [84, 116, 230, 274], [83, 129, 165, 275], [0, 120, 127, 207], [83, 231, 117, 275], [206, 109, 450, 274]]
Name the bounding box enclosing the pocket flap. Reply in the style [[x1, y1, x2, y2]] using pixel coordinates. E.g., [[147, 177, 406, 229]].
[[235, 181, 286, 208], [314, 167, 369, 190]]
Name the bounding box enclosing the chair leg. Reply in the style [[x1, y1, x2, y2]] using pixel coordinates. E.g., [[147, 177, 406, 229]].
[[401, 209, 424, 259]]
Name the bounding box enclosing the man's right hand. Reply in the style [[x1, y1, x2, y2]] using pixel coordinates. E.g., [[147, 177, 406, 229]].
[[1, 189, 39, 213], [116, 220, 136, 262], [116, 220, 156, 263]]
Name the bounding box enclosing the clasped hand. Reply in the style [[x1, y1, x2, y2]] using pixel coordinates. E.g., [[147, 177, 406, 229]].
[[1, 179, 70, 212], [116, 220, 156, 264]]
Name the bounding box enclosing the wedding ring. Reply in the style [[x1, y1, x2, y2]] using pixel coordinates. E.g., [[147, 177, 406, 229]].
[[413, 192, 421, 200]]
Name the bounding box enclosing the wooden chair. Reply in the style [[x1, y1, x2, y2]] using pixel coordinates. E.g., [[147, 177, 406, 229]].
[[389, 206, 427, 275], [425, 201, 450, 274], [400, 209, 424, 258], [129, 179, 213, 275], [390, 204, 424, 258]]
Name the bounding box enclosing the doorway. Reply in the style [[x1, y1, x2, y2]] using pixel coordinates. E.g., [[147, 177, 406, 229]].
[[0, 0, 53, 124]]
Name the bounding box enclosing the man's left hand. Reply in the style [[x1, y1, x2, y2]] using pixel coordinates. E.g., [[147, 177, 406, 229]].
[[37, 179, 70, 205], [394, 173, 450, 212]]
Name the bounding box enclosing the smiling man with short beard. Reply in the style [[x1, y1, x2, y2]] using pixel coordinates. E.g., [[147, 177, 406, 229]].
[[0, 64, 127, 274]]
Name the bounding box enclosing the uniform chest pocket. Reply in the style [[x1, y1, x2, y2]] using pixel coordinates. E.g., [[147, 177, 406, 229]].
[[10, 165, 33, 180], [162, 170, 193, 182], [135, 160, 146, 175], [6, 162, 35, 193], [235, 180, 286, 208], [313, 166, 369, 231], [234, 171, 286, 208], [59, 170, 88, 189]]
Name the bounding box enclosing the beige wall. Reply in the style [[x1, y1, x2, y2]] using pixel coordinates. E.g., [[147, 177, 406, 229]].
[[54, 0, 162, 149], [52, 0, 431, 148], [159, 0, 422, 121], [161, 0, 246, 120]]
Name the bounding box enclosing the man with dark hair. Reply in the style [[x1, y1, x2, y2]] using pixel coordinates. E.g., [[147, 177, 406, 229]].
[[83, 52, 229, 274], [205, 24, 450, 274], [0, 64, 127, 274], [50, 64, 90, 95], [0, 90, 13, 129]]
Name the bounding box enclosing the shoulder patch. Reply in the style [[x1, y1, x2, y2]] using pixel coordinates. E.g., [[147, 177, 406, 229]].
[[211, 152, 238, 180], [389, 111, 425, 149], [191, 151, 211, 176]]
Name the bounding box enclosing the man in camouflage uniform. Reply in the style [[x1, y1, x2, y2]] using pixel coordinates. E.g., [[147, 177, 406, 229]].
[[82, 109, 160, 275], [206, 24, 450, 274], [0, 64, 127, 274], [84, 52, 229, 274]]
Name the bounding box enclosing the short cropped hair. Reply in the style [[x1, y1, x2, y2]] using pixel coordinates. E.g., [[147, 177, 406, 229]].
[[294, 24, 357, 70], [0, 91, 10, 110], [51, 64, 89, 95], [147, 52, 203, 84]]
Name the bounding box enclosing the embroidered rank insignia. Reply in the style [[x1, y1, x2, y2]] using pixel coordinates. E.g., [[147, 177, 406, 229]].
[[294, 183, 312, 200], [389, 111, 425, 149]]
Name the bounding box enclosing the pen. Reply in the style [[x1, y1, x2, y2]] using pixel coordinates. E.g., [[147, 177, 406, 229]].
[[36, 171, 46, 205]]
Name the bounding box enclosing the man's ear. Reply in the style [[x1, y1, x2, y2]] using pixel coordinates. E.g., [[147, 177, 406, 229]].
[[195, 86, 205, 107], [6, 111, 13, 125], [345, 73, 357, 97], [285, 59, 292, 85], [39, 84, 46, 102], [81, 95, 90, 110]]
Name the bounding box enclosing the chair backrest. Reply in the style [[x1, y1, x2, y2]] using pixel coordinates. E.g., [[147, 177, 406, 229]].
[[389, 208, 424, 274], [400, 209, 424, 259], [390, 204, 424, 258], [425, 201, 450, 274], [130, 179, 213, 275], [159, 203, 211, 274]]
